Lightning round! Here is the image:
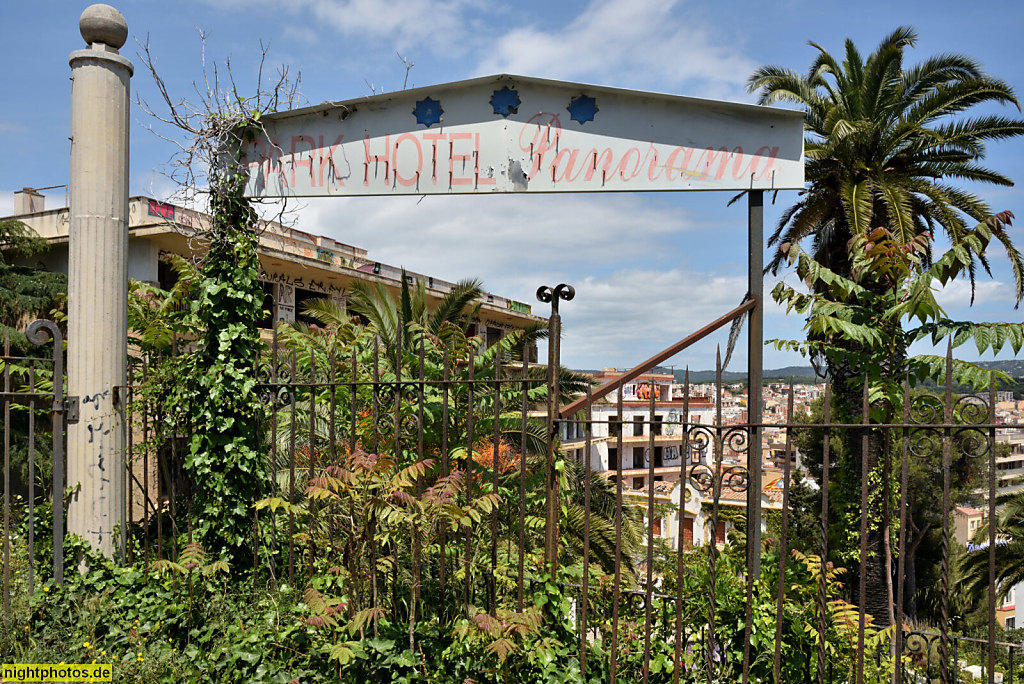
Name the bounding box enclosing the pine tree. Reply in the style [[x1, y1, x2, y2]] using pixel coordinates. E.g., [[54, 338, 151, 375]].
[[0, 219, 65, 349]]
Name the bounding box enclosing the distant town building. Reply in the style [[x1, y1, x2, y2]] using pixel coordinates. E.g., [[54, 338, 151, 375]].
[[955, 506, 986, 547], [558, 369, 794, 552]]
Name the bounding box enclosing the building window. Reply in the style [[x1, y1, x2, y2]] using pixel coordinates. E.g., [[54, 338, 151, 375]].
[[157, 258, 179, 291], [608, 447, 618, 470], [294, 288, 326, 327], [652, 415, 663, 436], [654, 446, 663, 468], [633, 415, 645, 437], [632, 477, 644, 490], [486, 326, 502, 348], [609, 417, 621, 437], [652, 517, 662, 536], [258, 281, 275, 329], [632, 447, 644, 469]]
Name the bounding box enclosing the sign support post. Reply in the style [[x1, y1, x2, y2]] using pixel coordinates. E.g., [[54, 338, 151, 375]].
[[747, 190, 764, 578]]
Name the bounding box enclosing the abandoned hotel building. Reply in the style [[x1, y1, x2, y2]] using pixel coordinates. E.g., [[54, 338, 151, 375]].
[[6, 187, 543, 345]]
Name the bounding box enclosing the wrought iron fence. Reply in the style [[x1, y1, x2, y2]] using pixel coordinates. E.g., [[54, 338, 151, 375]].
[[4, 316, 1024, 684], [0, 321, 67, 615]]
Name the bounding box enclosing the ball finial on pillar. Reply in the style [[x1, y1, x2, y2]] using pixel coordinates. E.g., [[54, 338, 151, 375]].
[[79, 4, 128, 49]]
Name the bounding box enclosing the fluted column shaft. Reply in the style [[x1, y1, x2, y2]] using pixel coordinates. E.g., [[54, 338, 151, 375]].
[[67, 42, 133, 558]]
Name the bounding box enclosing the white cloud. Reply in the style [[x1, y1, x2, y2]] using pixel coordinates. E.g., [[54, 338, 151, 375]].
[[0, 190, 14, 218], [199, 0, 486, 55], [934, 279, 1014, 310], [277, 192, 816, 369], [202, 0, 757, 98], [290, 192, 687, 292], [280, 192, 757, 368], [475, 0, 757, 99], [562, 268, 749, 369], [0, 121, 28, 135], [296, 0, 485, 53]]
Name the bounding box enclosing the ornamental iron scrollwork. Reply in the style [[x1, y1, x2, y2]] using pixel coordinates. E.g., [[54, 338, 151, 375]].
[[910, 393, 944, 425], [954, 395, 989, 426], [536, 284, 575, 316], [723, 426, 750, 454], [688, 464, 749, 495]]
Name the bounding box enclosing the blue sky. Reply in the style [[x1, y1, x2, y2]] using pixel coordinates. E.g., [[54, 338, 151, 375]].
[[3, 0, 1023, 372]]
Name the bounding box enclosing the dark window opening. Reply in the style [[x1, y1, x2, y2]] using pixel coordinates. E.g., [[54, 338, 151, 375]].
[[652, 414, 664, 436], [295, 288, 326, 327], [157, 258, 179, 292], [527, 343, 538, 364], [632, 477, 644, 490], [654, 446, 663, 468], [608, 447, 618, 470], [486, 326, 502, 348], [632, 447, 644, 469], [633, 415, 645, 437], [609, 417, 621, 437]]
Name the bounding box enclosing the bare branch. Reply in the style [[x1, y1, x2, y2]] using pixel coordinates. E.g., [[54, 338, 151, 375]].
[[134, 29, 306, 240], [397, 52, 415, 90]]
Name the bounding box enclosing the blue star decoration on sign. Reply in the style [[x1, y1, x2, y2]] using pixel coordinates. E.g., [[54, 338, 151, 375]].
[[413, 97, 443, 128], [567, 94, 598, 125], [490, 87, 521, 118]]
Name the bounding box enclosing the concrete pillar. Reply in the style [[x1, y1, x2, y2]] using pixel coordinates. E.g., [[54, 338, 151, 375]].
[[67, 4, 132, 558]]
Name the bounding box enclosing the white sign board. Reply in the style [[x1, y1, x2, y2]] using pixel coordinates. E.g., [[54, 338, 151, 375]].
[[242, 75, 804, 198]]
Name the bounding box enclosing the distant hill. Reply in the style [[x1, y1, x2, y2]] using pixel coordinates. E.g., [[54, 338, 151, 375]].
[[571, 365, 820, 384], [575, 359, 1023, 388], [975, 359, 1024, 378], [674, 365, 819, 384]]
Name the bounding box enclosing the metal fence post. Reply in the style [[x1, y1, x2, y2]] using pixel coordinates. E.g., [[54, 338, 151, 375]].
[[746, 189, 764, 580], [537, 284, 573, 579]]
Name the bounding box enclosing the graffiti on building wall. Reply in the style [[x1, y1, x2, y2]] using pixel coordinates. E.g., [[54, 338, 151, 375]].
[[259, 269, 348, 296], [633, 382, 661, 401], [148, 199, 175, 220]]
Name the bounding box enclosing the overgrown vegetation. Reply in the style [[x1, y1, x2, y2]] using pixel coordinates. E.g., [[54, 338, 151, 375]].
[[164, 170, 267, 567], [7, 26, 1024, 684], [0, 219, 66, 350], [2, 502, 911, 683]]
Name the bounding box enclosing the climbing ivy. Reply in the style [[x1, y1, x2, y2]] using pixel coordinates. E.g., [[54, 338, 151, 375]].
[[168, 164, 266, 568]]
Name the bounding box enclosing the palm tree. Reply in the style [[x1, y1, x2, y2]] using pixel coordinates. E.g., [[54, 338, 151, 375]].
[[749, 26, 1024, 300], [962, 490, 1024, 608], [339, 270, 486, 356], [275, 272, 632, 578], [749, 27, 1024, 627]]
